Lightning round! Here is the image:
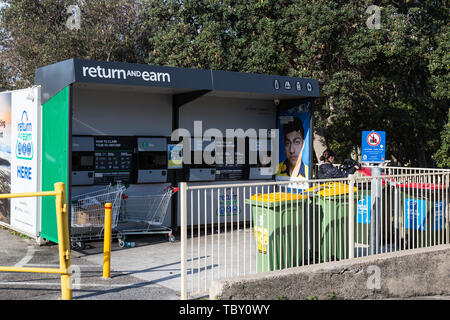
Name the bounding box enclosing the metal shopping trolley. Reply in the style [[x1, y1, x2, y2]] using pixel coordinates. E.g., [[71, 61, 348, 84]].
[[115, 186, 178, 247], [70, 182, 126, 249]]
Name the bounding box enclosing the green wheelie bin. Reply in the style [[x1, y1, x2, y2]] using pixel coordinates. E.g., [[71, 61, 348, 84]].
[[315, 181, 394, 260], [246, 192, 316, 272], [313, 182, 355, 262]]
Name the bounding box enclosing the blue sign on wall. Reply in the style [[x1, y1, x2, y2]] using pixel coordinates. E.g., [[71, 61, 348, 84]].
[[404, 198, 426, 231], [361, 131, 386, 163], [434, 200, 446, 231], [357, 195, 371, 224]]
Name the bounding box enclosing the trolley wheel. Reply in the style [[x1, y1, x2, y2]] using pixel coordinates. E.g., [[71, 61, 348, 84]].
[[168, 234, 176, 242], [72, 241, 85, 250], [118, 239, 125, 248]]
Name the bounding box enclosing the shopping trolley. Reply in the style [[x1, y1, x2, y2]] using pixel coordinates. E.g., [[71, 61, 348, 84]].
[[115, 186, 178, 247], [70, 182, 126, 249]]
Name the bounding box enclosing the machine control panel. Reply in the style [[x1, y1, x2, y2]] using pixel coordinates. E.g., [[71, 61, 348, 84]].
[[248, 132, 274, 180], [93, 136, 136, 184], [72, 136, 95, 186], [136, 137, 168, 183]]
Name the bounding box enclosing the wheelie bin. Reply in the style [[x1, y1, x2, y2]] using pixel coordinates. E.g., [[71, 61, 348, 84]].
[[355, 167, 397, 248], [246, 192, 316, 272], [399, 183, 447, 248], [313, 182, 356, 262]]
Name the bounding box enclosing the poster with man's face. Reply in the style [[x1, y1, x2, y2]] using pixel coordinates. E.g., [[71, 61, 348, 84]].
[[0, 92, 12, 225], [276, 101, 311, 181]]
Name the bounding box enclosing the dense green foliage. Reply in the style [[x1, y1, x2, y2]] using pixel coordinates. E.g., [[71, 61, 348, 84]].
[[0, 0, 448, 167], [433, 108, 450, 168], [0, 0, 147, 88]]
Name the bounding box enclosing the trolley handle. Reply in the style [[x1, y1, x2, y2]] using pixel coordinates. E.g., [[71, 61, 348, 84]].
[[121, 186, 178, 199]]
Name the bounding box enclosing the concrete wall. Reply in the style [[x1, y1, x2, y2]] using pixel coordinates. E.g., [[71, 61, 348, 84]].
[[210, 244, 450, 300]]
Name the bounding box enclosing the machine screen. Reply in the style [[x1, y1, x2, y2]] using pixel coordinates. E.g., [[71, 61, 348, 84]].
[[138, 152, 167, 169], [80, 155, 94, 167], [72, 152, 95, 171]]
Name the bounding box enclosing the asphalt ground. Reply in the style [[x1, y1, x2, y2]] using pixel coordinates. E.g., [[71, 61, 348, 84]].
[[0, 226, 180, 300]]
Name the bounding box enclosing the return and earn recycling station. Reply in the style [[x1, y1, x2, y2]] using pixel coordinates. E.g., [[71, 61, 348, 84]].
[[0, 59, 320, 244]]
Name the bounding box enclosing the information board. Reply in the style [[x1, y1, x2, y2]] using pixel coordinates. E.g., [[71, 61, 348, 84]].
[[94, 136, 136, 184], [10, 87, 41, 237], [361, 131, 386, 163]]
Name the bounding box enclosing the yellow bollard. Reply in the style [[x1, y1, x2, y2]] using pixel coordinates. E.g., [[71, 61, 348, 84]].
[[103, 202, 112, 279], [54, 182, 72, 301]]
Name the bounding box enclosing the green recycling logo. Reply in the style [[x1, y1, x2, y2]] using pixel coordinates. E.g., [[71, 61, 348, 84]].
[[16, 110, 34, 160]]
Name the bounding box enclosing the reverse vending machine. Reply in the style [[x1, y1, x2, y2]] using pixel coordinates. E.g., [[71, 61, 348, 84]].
[[136, 137, 168, 183], [72, 136, 95, 186], [248, 131, 274, 180], [215, 138, 247, 181], [186, 138, 216, 182]]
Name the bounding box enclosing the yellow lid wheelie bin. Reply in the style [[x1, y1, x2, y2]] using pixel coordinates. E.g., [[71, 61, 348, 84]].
[[315, 181, 393, 260], [314, 182, 356, 262], [246, 192, 314, 272]]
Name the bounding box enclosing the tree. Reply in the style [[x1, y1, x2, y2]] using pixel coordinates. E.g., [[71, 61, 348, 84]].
[[0, 0, 149, 89], [0, 0, 447, 167], [142, 0, 293, 74], [433, 109, 450, 168], [143, 0, 448, 167], [282, 0, 448, 167]]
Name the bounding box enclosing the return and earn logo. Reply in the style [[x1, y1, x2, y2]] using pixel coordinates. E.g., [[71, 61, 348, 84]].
[[16, 110, 34, 160]]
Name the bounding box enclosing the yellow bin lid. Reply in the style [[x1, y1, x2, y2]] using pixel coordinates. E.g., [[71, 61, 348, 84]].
[[313, 182, 357, 197], [248, 192, 308, 207]]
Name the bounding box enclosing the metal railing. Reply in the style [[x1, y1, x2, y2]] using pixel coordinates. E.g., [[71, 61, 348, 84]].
[[313, 164, 450, 179], [180, 169, 450, 299], [0, 182, 72, 300]]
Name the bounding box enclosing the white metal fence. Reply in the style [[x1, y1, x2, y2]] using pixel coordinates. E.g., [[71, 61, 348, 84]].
[[180, 168, 450, 299]]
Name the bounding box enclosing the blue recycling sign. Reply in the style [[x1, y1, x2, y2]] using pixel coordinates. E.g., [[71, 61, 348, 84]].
[[361, 131, 386, 163]]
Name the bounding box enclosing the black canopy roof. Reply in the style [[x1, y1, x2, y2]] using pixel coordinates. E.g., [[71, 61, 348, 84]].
[[35, 58, 320, 105]]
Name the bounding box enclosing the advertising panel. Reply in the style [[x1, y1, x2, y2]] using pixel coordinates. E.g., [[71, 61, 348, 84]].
[[168, 144, 183, 169], [0, 92, 12, 226], [276, 101, 312, 182], [10, 87, 40, 237]]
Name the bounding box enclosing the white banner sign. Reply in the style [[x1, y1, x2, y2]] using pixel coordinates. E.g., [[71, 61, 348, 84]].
[[10, 87, 41, 237]]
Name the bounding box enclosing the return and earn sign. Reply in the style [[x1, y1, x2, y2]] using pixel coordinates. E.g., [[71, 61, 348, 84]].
[[361, 131, 386, 163]]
